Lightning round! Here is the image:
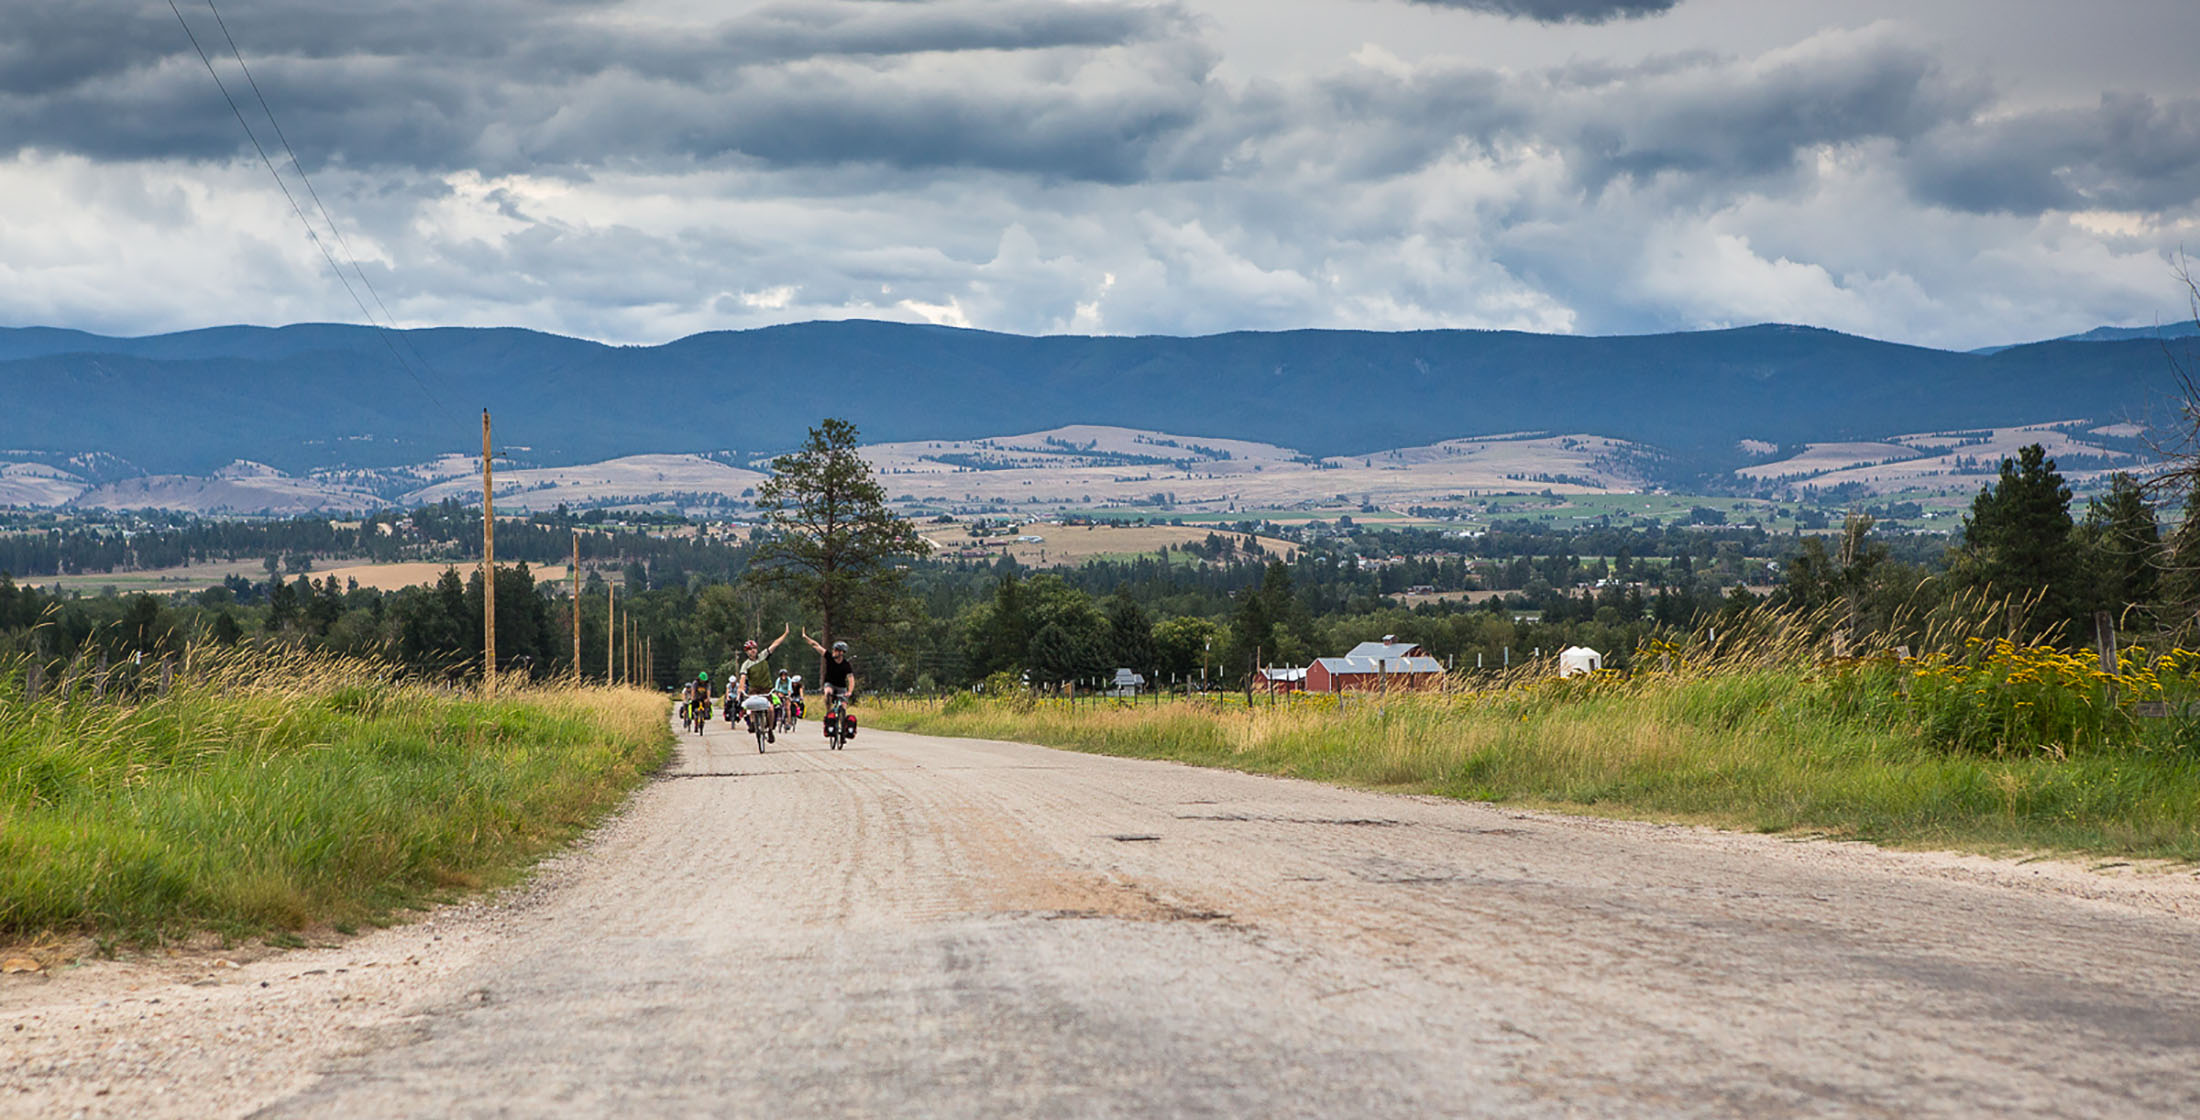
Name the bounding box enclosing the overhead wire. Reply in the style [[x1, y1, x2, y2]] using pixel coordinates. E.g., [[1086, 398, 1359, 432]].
[[200, 0, 423, 360], [164, 0, 447, 410]]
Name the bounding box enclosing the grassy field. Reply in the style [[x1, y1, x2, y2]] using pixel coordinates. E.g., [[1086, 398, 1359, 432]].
[[28, 559, 578, 596], [318, 561, 576, 592], [919, 521, 1296, 566], [34, 559, 267, 594], [871, 644, 2200, 861], [0, 646, 669, 945]]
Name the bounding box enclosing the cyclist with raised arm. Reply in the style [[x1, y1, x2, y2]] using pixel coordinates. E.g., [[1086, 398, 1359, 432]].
[[802, 629, 857, 748], [729, 623, 791, 742]]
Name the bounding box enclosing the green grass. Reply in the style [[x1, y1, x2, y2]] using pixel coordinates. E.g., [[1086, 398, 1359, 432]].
[[870, 675, 2200, 861], [0, 646, 671, 943]]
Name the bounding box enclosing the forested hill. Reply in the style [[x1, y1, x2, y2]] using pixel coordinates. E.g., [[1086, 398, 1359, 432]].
[[0, 320, 2179, 475]]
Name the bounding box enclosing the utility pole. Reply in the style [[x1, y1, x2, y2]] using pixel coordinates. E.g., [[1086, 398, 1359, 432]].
[[481, 410, 496, 697], [607, 582, 617, 685], [571, 531, 581, 680]]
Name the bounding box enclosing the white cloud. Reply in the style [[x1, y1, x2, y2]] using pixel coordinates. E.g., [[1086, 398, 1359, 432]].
[[1, 1, 2197, 350]]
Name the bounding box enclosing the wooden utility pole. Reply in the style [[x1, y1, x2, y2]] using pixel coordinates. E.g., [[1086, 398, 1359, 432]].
[[571, 531, 581, 679], [481, 410, 496, 697], [607, 582, 617, 685]]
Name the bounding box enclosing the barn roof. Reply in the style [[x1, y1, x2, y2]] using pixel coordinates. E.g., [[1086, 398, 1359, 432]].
[[1313, 655, 1443, 675], [1345, 640, 1426, 661]]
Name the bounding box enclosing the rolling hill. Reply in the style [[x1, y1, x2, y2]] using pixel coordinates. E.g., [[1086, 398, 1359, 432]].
[[0, 319, 2185, 481]]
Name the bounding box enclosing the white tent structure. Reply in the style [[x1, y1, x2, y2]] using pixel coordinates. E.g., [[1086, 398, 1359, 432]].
[[1557, 646, 1604, 677]]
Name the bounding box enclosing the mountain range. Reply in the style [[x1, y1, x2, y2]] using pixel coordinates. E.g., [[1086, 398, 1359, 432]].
[[0, 318, 2189, 485]]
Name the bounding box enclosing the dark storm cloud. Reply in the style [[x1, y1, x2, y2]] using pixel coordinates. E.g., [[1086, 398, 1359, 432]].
[[0, 0, 1201, 176], [1905, 93, 2200, 215], [1275, 32, 1981, 200], [13, 0, 2198, 220], [1405, 0, 1680, 24], [1543, 36, 1983, 193]]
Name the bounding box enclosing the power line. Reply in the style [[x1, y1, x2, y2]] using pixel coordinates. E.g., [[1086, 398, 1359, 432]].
[[164, 0, 446, 410], [198, 0, 426, 367]]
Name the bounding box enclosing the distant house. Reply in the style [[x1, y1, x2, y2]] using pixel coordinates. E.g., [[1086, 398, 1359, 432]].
[[1305, 636, 1446, 692], [1106, 668, 1148, 696], [1254, 666, 1307, 694]]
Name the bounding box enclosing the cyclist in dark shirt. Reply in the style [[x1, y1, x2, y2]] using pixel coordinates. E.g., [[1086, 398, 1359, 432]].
[[805, 633, 856, 697], [802, 629, 858, 744]]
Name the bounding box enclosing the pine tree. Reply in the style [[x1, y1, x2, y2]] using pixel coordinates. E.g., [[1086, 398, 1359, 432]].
[[2076, 472, 2161, 619], [1958, 443, 2078, 638], [1103, 593, 1157, 672], [751, 419, 925, 663]]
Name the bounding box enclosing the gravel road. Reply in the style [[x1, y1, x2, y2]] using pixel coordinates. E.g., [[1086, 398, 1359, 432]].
[[9, 722, 2200, 1118]]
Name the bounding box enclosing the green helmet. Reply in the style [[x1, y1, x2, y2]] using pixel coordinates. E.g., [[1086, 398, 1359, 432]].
[[697, 671, 709, 681]]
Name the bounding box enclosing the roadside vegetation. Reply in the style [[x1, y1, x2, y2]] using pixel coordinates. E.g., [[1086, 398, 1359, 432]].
[[872, 604, 2200, 860], [0, 644, 670, 945]]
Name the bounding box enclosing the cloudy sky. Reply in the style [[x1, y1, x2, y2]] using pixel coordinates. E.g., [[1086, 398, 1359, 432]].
[[3, 0, 2198, 349]]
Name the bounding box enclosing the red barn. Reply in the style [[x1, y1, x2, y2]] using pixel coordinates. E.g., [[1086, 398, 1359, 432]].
[[1305, 637, 1445, 692]]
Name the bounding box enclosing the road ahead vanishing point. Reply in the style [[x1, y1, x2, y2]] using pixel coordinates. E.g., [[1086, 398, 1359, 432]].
[[10, 725, 2200, 1118]]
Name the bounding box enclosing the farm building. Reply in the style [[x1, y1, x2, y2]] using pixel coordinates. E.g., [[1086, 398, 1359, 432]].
[[1558, 646, 1604, 677], [1254, 666, 1307, 694], [1304, 637, 1446, 692], [1106, 668, 1148, 696]]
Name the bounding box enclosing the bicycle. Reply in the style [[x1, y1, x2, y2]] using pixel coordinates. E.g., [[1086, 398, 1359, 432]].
[[823, 691, 850, 751], [738, 693, 775, 752]]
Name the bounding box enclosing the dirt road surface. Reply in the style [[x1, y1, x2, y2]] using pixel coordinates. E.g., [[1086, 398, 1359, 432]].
[[9, 724, 2200, 1117]]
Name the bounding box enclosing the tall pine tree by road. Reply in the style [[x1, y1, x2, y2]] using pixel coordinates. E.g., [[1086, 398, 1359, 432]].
[[1958, 443, 2077, 639], [750, 419, 924, 674]]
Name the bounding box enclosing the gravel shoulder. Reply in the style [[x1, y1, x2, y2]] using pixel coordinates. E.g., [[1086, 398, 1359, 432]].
[[8, 724, 2200, 1118]]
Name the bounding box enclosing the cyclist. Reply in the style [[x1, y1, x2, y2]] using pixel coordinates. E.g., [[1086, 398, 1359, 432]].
[[728, 623, 790, 739], [770, 669, 796, 731], [801, 629, 857, 747], [690, 671, 712, 733]]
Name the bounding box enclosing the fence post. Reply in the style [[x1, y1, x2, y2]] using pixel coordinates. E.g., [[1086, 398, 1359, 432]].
[[2095, 611, 2119, 706], [159, 656, 174, 696], [24, 662, 42, 702]]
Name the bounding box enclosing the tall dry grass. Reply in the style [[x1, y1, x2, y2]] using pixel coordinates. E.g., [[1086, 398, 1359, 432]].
[[0, 642, 671, 943], [873, 603, 2200, 859]]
